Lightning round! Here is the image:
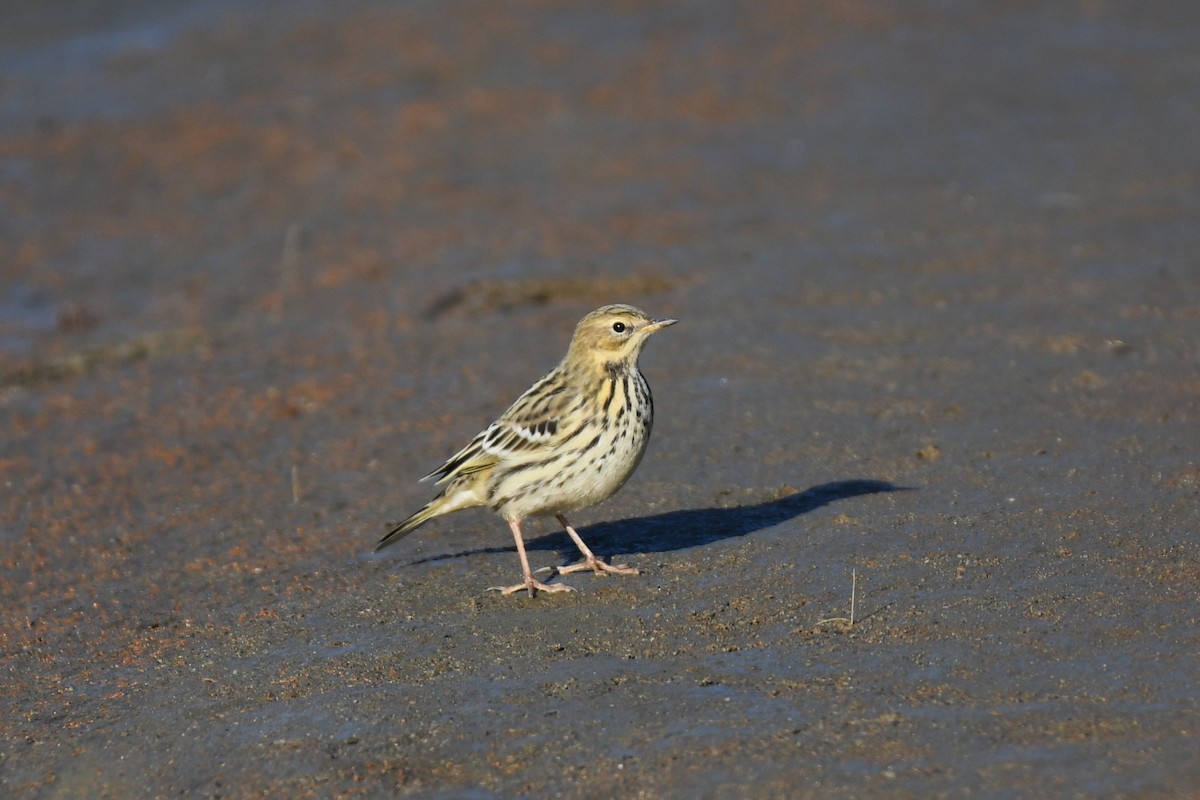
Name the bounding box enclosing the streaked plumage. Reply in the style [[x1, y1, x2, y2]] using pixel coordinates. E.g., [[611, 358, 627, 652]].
[[377, 304, 676, 596]]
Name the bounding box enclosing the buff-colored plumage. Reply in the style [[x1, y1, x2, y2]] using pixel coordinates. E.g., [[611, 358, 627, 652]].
[[377, 304, 676, 596]]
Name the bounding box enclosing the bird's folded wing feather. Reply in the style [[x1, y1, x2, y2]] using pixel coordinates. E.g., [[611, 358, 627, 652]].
[[421, 376, 577, 484]]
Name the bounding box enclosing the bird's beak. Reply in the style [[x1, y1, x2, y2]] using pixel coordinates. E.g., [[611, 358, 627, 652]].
[[643, 317, 678, 334]]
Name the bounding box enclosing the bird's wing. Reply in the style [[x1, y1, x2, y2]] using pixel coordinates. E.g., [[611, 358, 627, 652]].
[[421, 374, 577, 484]]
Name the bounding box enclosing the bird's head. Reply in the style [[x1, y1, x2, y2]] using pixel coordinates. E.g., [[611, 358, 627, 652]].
[[567, 304, 677, 367]]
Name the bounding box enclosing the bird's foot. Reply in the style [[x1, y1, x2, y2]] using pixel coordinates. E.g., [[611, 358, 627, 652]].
[[541, 557, 640, 577], [488, 577, 575, 597]]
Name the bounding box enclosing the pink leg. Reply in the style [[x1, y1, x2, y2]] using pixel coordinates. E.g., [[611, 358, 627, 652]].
[[488, 518, 574, 597], [550, 513, 640, 577]]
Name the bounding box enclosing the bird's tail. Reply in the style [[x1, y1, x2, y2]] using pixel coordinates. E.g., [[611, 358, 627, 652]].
[[376, 485, 482, 552], [376, 501, 441, 551]]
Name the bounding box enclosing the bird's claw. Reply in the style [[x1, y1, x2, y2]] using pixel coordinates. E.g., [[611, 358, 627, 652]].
[[546, 557, 640, 577], [487, 578, 575, 597]]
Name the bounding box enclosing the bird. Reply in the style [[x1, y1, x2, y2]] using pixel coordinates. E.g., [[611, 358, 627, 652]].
[[376, 303, 677, 597]]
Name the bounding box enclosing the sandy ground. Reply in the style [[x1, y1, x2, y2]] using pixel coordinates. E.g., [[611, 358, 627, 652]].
[[2, 0, 1199, 797]]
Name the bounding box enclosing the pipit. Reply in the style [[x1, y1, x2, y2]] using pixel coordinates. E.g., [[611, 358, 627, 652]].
[[377, 304, 676, 597]]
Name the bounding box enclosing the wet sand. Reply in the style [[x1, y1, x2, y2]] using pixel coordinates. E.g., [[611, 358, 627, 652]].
[[2, 1, 1199, 797]]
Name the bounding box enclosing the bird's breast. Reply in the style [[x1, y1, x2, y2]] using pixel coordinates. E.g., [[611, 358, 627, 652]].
[[486, 369, 654, 519]]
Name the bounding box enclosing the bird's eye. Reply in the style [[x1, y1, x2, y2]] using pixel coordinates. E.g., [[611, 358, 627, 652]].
[[612, 321, 627, 333]]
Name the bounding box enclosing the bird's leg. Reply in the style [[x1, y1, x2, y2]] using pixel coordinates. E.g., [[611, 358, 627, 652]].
[[488, 518, 574, 597], [550, 513, 640, 576]]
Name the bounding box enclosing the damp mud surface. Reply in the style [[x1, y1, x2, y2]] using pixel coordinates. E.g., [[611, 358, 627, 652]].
[[2, 1, 1199, 797]]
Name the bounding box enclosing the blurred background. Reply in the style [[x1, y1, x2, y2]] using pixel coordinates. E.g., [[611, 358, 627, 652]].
[[3, 1, 1198, 796]]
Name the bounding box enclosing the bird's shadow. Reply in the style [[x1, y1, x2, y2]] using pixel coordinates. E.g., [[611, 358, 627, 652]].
[[406, 479, 908, 567]]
